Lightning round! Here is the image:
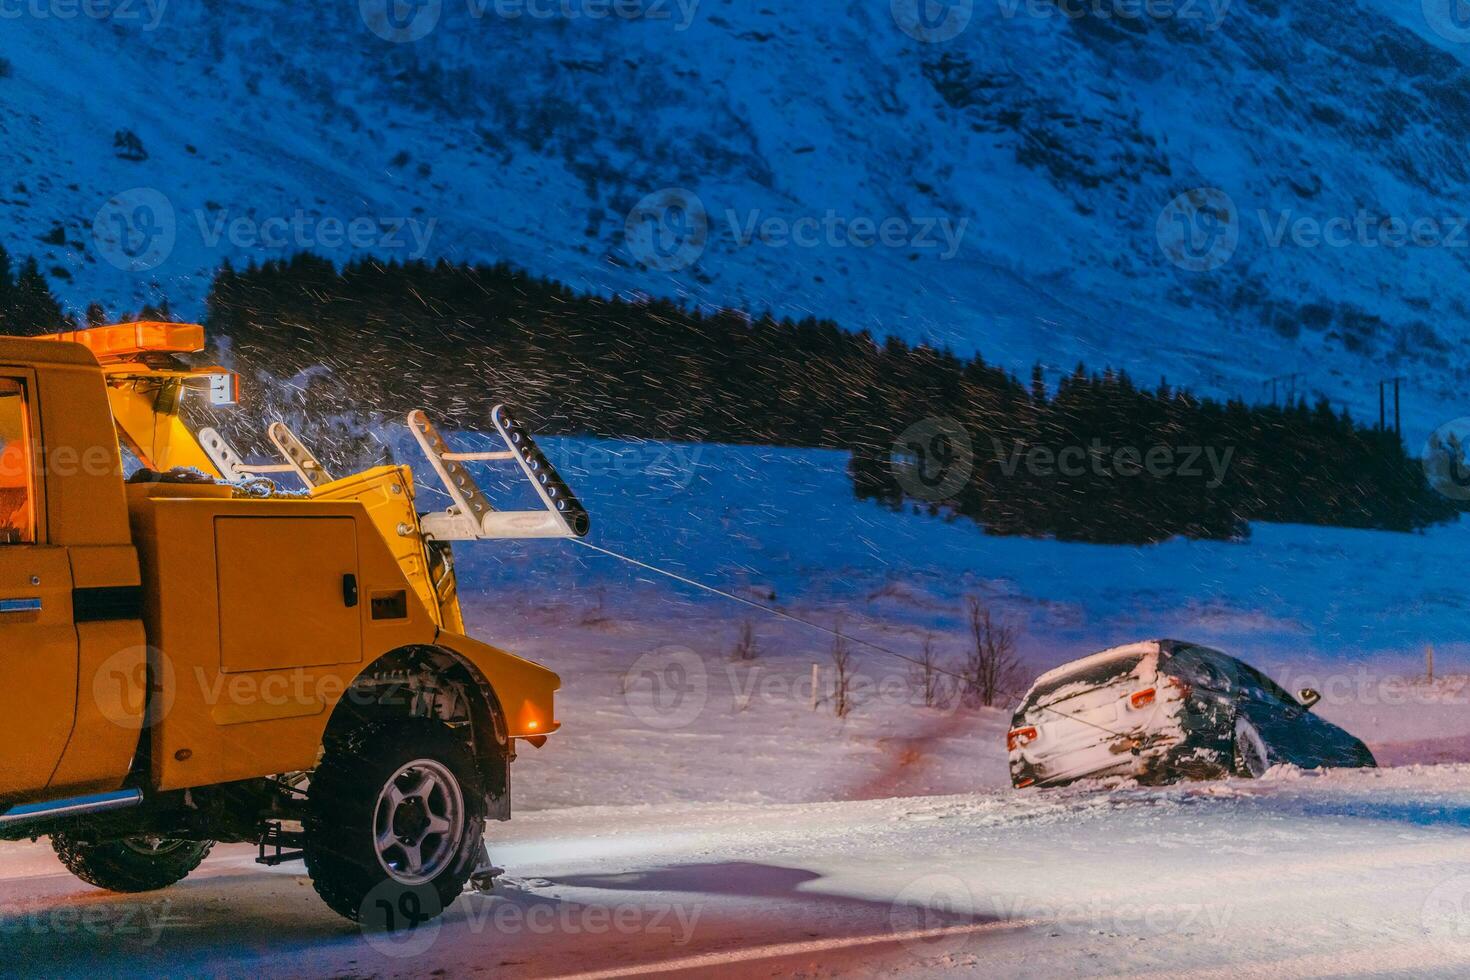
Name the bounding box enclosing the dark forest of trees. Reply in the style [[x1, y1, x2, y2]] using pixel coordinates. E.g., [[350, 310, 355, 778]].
[[2, 249, 1460, 544]]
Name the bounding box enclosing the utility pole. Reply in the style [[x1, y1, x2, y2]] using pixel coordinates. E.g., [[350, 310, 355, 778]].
[[1377, 376, 1407, 439], [1264, 372, 1304, 407]]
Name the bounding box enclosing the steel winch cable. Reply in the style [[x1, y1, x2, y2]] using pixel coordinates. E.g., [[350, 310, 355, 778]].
[[571, 539, 1134, 740]]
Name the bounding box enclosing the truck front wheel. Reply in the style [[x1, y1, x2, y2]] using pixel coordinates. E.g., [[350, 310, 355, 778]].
[[304, 719, 487, 924], [51, 834, 214, 892]]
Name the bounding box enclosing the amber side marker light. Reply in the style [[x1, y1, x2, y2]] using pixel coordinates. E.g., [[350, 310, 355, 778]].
[[1007, 727, 1038, 751], [1130, 688, 1157, 709], [1016, 777, 1036, 788]]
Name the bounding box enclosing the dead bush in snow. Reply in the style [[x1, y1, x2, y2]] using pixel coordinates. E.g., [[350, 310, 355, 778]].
[[113, 129, 148, 161], [829, 626, 855, 719], [911, 632, 949, 709], [960, 597, 1021, 708], [580, 586, 611, 626], [730, 619, 759, 661]]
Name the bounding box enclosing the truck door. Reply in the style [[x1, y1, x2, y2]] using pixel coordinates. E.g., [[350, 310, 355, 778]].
[[0, 374, 79, 800]]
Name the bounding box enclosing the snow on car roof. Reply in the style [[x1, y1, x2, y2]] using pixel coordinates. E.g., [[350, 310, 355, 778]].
[[1030, 640, 1168, 690]]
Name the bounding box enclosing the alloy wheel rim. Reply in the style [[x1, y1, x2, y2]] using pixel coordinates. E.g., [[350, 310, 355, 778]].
[[372, 759, 465, 886], [121, 835, 190, 856]]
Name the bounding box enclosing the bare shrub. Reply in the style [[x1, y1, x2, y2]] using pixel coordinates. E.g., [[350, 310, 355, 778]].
[[959, 597, 1021, 708], [579, 585, 610, 626], [730, 619, 759, 661], [113, 129, 148, 161], [829, 626, 855, 719], [911, 632, 948, 709]]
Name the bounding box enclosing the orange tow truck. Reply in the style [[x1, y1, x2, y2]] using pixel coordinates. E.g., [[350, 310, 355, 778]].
[[0, 322, 587, 924]]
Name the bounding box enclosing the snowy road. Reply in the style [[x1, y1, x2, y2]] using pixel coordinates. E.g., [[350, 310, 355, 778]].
[[7, 767, 1470, 978]]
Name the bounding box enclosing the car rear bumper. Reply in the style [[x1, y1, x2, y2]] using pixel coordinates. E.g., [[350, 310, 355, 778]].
[[1013, 738, 1166, 788]]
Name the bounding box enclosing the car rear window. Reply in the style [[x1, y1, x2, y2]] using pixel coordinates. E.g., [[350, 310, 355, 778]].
[[1027, 653, 1145, 707]]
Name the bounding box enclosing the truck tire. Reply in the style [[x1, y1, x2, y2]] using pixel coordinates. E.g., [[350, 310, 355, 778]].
[[304, 719, 486, 924], [50, 834, 214, 892]]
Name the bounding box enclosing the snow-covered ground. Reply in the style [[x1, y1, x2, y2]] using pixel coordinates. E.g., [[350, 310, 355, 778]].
[[10, 768, 1470, 978], [2, 435, 1464, 976]]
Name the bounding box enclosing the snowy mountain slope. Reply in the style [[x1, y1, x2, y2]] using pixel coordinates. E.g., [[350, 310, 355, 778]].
[[2, 1, 1468, 436]]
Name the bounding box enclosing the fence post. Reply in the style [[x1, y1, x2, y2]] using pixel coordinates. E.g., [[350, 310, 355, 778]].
[[1428, 643, 1435, 684], [811, 663, 821, 710]]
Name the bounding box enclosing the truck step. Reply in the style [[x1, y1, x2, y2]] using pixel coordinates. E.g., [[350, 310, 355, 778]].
[[256, 822, 306, 866], [0, 789, 143, 828]]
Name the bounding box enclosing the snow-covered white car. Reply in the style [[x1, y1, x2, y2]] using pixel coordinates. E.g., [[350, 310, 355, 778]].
[[1007, 640, 1375, 788]]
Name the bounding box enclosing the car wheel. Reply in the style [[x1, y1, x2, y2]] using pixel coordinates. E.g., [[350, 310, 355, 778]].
[[1233, 717, 1270, 778], [51, 834, 214, 892], [304, 719, 487, 925]]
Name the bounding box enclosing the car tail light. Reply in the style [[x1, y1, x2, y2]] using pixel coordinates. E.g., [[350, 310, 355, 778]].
[[1130, 688, 1156, 709], [1007, 727, 1038, 751], [1016, 777, 1036, 789]]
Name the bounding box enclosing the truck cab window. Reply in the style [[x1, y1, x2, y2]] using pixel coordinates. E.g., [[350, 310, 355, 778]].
[[0, 379, 34, 544]]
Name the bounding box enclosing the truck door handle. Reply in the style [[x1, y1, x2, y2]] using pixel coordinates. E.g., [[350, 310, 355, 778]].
[[342, 575, 359, 609], [0, 598, 42, 614]]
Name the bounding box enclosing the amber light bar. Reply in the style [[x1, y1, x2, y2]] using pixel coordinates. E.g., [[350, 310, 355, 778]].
[[34, 322, 206, 362]]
